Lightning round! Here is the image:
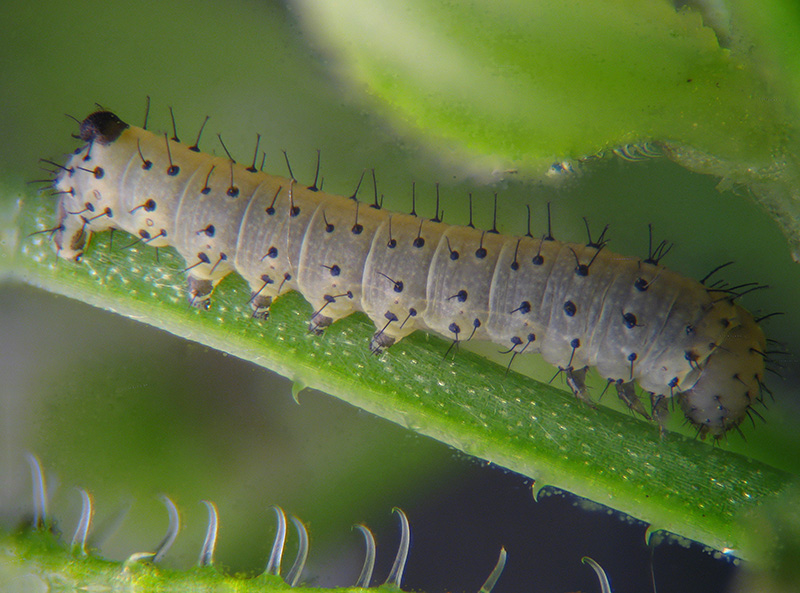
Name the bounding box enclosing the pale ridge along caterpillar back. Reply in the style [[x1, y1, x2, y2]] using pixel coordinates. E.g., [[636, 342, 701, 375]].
[[48, 110, 768, 439]]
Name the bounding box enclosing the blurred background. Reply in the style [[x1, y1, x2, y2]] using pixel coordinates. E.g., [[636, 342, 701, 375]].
[[2, 1, 799, 592]]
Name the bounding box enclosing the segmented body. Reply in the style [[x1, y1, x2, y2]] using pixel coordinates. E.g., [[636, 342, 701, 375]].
[[50, 111, 767, 438]]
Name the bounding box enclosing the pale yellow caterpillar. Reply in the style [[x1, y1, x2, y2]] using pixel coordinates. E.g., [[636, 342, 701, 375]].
[[48, 110, 769, 439]]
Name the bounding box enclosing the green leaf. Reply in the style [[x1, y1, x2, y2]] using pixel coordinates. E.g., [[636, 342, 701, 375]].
[[293, 0, 800, 260]]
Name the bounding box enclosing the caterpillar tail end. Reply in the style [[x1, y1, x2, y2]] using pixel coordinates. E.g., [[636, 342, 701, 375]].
[[678, 307, 767, 440]]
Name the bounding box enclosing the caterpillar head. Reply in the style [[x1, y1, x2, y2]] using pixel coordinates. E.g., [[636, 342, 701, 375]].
[[77, 111, 129, 144], [678, 306, 767, 439], [52, 112, 129, 261]]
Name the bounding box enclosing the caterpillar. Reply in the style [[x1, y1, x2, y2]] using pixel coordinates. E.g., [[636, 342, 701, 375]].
[[47, 109, 768, 439]]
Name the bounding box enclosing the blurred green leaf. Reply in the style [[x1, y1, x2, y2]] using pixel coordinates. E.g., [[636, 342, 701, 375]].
[[294, 0, 800, 259]]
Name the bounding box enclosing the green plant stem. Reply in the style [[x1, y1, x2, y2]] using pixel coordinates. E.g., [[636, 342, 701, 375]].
[[3, 195, 793, 559]]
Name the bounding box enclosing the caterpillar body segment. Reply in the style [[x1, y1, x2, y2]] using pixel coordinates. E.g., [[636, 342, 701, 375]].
[[50, 110, 768, 438]]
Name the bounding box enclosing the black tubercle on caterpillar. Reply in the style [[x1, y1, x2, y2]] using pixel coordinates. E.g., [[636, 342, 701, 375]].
[[48, 109, 770, 440]]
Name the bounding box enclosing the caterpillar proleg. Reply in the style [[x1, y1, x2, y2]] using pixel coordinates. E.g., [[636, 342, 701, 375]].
[[49, 110, 769, 439]]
